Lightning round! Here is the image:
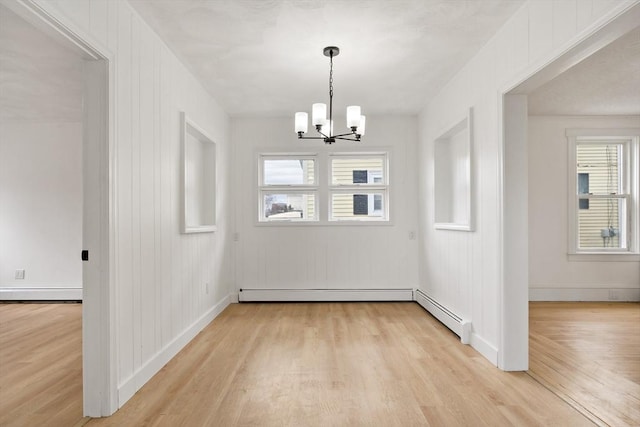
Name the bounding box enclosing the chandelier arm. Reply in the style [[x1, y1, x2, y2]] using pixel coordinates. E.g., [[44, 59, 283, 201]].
[[331, 131, 358, 138], [334, 136, 361, 141], [298, 136, 327, 140]]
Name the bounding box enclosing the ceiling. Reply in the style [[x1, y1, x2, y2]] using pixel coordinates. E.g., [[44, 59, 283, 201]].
[[1, 1, 637, 125], [528, 26, 640, 116], [0, 4, 85, 124], [128, 0, 526, 117]]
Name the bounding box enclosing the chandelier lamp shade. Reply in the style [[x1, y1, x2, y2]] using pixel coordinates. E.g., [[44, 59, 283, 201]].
[[295, 46, 366, 144]]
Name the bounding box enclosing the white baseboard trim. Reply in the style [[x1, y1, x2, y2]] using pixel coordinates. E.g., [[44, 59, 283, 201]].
[[414, 289, 471, 344], [529, 287, 640, 302], [469, 332, 499, 367], [0, 287, 82, 300], [238, 288, 414, 302], [117, 294, 232, 407]]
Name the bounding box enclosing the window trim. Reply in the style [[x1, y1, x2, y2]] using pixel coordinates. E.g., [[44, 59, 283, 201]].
[[255, 149, 392, 226], [566, 129, 639, 260], [328, 152, 390, 222], [257, 154, 319, 222]]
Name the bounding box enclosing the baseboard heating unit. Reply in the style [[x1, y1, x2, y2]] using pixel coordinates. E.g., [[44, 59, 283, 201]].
[[414, 289, 471, 344], [238, 288, 414, 302]]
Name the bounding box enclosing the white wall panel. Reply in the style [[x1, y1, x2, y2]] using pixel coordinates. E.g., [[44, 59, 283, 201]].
[[33, 0, 232, 410], [528, 115, 640, 297], [0, 122, 82, 292], [232, 116, 419, 293], [418, 0, 637, 366]]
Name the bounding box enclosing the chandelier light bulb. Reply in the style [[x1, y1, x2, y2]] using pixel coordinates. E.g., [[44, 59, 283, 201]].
[[312, 103, 327, 126], [346, 106, 361, 129], [357, 115, 366, 136], [295, 112, 308, 133]]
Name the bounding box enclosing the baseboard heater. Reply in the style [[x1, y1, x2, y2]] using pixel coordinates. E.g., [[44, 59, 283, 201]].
[[414, 289, 471, 344], [238, 288, 414, 302]]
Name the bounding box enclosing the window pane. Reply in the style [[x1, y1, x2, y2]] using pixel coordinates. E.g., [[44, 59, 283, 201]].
[[332, 158, 384, 185], [578, 198, 626, 249], [576, 144, 620, 194], [262, 193, 316, 220], [263, 159, 315, 185], [331, 193, 385, 219]]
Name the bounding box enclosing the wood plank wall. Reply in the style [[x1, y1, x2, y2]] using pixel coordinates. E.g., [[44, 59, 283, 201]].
[[36, 0, 233, 408]]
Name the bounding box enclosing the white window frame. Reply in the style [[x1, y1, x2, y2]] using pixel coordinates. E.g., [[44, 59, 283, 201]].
[[567, 129, 639, 261], [257, 153, 319, 222], [256, 150, 391, 225], [328, 152, 389, 222]]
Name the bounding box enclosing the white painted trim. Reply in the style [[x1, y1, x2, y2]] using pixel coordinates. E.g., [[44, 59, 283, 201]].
[[529, 287, 640, 302], [469, 332, 499, 367], [0, 287, 82, 300], [16, 0, 118, 416], [414, 289, 471, 344], [498, 2, 640, 372], [238, 288, 414, 302], [118, 294, 233, 406]]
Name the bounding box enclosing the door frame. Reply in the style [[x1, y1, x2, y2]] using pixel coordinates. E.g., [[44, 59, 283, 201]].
[[497, 2, 640, 370], [2, 0, 117, 415]]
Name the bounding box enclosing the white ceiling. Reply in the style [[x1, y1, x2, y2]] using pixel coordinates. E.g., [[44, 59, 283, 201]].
[[1, 1, 637, 125], [528, 26, 640, 116], [0, 4, 85, 124], [128, 0, 526, 117]]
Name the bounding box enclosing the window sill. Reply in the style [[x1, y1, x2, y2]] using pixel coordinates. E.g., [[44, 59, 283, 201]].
[[568, 253, 640, 262], [255, 220, 393, 227]]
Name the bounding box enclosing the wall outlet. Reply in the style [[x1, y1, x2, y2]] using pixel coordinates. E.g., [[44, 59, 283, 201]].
[[15, 269, 25, 279], [608, 290, 619, 301]]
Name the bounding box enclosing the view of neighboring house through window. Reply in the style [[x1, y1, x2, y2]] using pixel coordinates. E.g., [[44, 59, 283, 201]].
[[330, 154, 388, 221], [567, 130, 639, 255], [259, 156, 317, 221]]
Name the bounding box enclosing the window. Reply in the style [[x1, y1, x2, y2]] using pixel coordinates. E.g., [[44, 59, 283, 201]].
[[567, 129, 639, 256], [329, 154, 388, 221], [257, 151, 390, 223], [258, 155, 317, 222]]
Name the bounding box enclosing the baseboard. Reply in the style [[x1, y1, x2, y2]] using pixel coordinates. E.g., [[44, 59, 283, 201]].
[[238, 288, 414, 302], [529, 287, 640, 302], [469, 332, 499, 366], [117, 294, 232, 407], [414, 289, 471, 344], [0, 287, 82, 300]]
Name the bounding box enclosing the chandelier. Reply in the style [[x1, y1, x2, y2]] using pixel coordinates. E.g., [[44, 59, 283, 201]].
[[294, 46, 366, 144]]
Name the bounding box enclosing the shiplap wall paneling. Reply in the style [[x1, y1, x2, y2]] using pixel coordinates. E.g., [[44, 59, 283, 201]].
[[232, 116, 418, 293], [417, 0, 638, 366], [33, 0, 232, 411]]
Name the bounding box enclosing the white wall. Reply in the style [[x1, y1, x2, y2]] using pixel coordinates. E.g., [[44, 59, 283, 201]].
[[0, 122, 82, 298], [418, 0, 637, 366], [232, 116, 418, 292], [528, 115, 640, 301], [32, 0, 233, 410]]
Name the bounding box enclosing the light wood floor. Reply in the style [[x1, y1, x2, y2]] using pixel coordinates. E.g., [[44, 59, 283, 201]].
[[1, 302, 638, 426], [0, 302, 84, 427], [529, 302, 640, 427]]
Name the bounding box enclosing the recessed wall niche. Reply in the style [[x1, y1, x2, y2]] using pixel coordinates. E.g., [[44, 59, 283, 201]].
[[181, 112, 217, 233], [434, 108, 473, 231]]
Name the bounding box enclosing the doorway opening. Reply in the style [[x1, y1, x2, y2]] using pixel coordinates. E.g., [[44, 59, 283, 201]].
[[0, 0, 115, 417]]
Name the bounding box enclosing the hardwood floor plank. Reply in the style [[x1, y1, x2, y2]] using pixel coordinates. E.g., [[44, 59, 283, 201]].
[[6, 301, 636, 426], [88, 302, 589, 426], [529, 302, 640, 427]]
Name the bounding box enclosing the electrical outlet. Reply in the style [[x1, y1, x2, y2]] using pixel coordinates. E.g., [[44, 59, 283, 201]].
[[608, 290, 619, 301], [15, 269, 25, 280]]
